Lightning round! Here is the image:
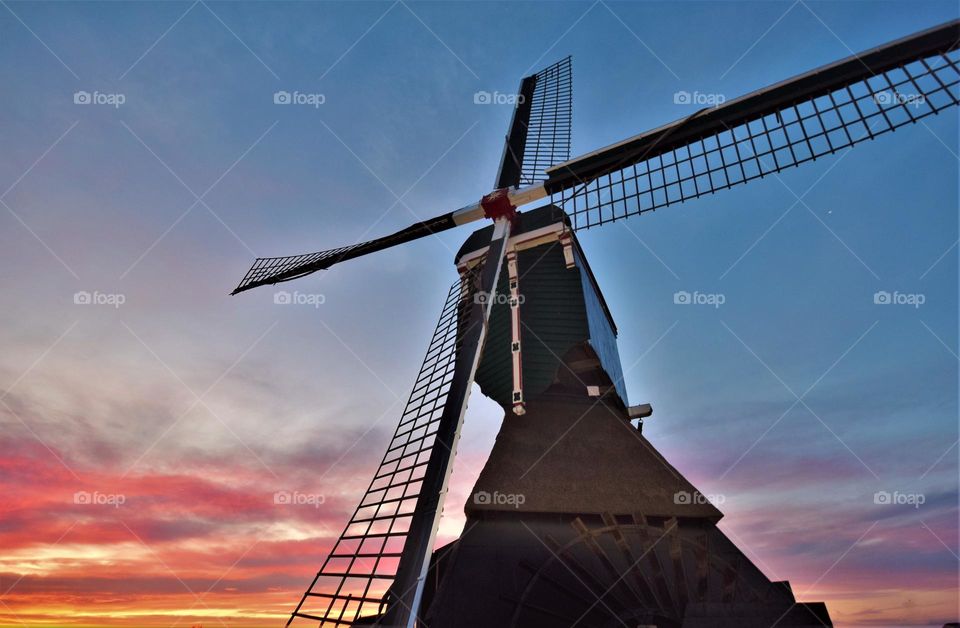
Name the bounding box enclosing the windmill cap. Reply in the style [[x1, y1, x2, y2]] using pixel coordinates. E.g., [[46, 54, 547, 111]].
[[455, 204, 570, 263]]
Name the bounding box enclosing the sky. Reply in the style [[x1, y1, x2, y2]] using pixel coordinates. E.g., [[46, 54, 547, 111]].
[[0, 1, 957, 626]]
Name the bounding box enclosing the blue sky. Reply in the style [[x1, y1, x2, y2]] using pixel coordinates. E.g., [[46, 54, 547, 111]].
[[0, 1, 957, 626]]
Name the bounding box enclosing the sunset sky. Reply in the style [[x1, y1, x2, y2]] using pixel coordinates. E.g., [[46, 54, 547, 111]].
[[0, 1, 957, 627]]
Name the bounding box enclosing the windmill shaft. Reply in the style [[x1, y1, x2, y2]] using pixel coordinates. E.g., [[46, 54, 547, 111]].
[[380, 218, 513, 627], [450, 183, 548, 226]]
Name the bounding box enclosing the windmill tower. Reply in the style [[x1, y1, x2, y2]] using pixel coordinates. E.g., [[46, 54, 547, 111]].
[[230, 20, 960, 627], [422, 205, 832, 627]]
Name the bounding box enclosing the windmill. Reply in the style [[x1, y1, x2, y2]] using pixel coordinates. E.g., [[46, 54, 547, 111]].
[[232, 20, 960, 628]]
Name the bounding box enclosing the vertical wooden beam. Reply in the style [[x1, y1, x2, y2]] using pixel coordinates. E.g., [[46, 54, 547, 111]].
[[600, 512, 659, 609], [694, 528, 710, 601], [633, 512, 675, 616], [667, 517, 689, 613], [506, 250, 525, 415]]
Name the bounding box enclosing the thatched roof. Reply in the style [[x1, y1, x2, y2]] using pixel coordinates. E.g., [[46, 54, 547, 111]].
[[467, 392, 722, 520]]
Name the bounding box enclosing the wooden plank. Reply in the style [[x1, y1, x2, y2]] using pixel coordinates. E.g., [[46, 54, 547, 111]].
[[599, 512, 660, 609], [667, 517, 689, 612]]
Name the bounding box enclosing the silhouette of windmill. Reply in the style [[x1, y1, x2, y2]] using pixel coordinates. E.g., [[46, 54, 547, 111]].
[[232, 20, 960, 628]]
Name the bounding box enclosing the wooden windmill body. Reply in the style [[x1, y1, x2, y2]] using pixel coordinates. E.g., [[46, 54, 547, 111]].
[[422, 205, 831, 627], [229, 20, 960, 627]]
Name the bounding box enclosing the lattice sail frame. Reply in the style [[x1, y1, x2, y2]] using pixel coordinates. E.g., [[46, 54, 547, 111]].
[[519, 56, 573, 185], [552, 48, 960, 230], [288, 264, 485, 627], [239, 244, 360, 291], [232, 214, 458, 294]]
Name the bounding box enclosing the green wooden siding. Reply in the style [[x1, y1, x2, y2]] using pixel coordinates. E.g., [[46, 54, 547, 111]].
[[575, 247, 628, 403], [475, 241, 592, 408]]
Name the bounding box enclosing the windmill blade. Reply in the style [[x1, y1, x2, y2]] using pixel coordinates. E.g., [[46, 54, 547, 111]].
[[287, 263, 484, 627], [285, 271, 474, 626], [287, 220, 513, 627], [380, 218, 511, 627], [495, 57, 573, 188], [231, 213, 459, 295], [231, 184, 548, 296], [545, 19, 960, 230]]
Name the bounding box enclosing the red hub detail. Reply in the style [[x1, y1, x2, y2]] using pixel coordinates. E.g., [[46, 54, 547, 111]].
[[480, 188, 517, 223]]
